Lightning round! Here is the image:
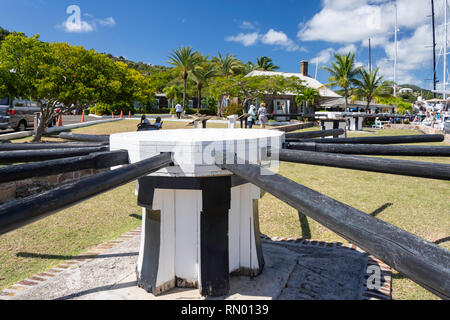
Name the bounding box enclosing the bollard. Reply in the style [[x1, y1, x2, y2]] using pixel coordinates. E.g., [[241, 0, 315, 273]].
[[81, 113, 85, 123], [227, 115, 238, 129], [56, 115, 63, 127], [120, 110, 123, 119]]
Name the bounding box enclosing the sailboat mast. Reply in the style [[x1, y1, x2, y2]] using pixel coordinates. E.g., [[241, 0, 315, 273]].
[[444, 0, 448, 99], [394, 4, 398, 97], [432, 0, 437, 97]]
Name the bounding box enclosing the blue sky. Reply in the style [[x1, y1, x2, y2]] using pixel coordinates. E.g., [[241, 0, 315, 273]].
[[0, 0, 448, 90]]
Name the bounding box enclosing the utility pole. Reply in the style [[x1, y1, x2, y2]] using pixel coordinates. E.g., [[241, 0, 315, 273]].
[[432, 0, 437, 97]]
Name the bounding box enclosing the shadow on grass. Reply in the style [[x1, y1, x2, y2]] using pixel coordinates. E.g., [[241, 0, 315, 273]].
[[370, 203, 393, 217], [298, 211, 311, 239], [435, 236, 450, 245], [16, 252, 138, 260], [129, 214, 142, 220]]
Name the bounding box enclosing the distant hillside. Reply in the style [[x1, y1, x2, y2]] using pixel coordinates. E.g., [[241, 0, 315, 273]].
[[399, 84, 439, 100], [0, 27, 11, 42], [105, 54, 170, 76]]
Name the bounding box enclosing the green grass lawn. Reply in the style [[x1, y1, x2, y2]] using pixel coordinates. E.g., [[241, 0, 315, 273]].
[[1, 122, 449, 300]]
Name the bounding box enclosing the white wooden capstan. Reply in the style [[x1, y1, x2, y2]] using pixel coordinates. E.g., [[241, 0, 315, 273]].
[[110, 129, 285, 296]]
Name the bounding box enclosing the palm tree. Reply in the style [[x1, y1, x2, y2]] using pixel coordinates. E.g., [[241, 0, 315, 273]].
[[168, 46, 201, 108], [190, 58, 218, 113], [243, 61, 256, 74], [212, 52, 243, 117], [296, 87, 320, 113], [164, 85, 183, 108], [353, 67, 391, 111], [212, 52, 242, 78], [255, 56, 280, 71], [322, 52, 360, 111]]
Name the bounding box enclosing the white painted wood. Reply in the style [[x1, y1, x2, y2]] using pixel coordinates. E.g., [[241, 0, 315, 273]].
[[229, 184, 263, 274], [136, 207, 147, 276], [229, 187, 241, 273], [110, 129, 284, 177], [175, 190, 202, 284], [152, 189, 176, 290]]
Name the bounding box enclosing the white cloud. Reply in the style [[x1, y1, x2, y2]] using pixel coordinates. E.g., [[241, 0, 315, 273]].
[[58, 6, 116, 33], [299, 0, 430, 46], [97, 17, 116, 27], [61, 20, 95, 33], [240, 21, 256, 30], [299, 0, 448, 86], [312, 45, 357, 65], [337, 44, 357, 55], [261, 29, 305, 52], [225, 32, 259, 47], [226, 28, 306, 52]]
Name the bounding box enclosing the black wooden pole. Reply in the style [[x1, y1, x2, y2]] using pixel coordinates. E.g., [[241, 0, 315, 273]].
[[0, 142, 108, 151], [0, 147, 109, 164], [291, 134, 445, 145], [279, 149, 450, 180], [219, 162, 450, 299], [0, 153, 173, 236], [285, 142, 450, 157], [59, 132, 110, 143], [285, 129, 345, 140], [0, 150, 129, 184]]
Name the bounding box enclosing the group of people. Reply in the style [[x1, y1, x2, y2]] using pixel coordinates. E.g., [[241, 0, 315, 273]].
[[141, 102, 270, 130], [247, 103, 268, 129]]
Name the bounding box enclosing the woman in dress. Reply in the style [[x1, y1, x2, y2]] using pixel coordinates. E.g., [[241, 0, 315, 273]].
[[258, 103, 268, 129]]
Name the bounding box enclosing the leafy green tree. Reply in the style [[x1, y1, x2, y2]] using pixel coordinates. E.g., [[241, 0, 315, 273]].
[[255, 56, 280, 71], [189, 57, 218, 113], [353, 67, 391, 110], [322, 52, 360, 111], [0, 33, 154, 141], [168, 46, 201, 108], [164, 84, 183, 108], [209, 75, 304, 114]]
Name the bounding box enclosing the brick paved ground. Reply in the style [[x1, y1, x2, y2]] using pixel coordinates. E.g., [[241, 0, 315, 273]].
[[0, 228, 391, 301]]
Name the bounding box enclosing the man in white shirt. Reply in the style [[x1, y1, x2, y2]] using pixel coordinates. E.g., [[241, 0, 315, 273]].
[[175, 104, 182, 119]]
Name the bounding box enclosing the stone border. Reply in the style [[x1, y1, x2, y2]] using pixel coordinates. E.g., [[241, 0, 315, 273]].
[[0, 228, 391, 300]]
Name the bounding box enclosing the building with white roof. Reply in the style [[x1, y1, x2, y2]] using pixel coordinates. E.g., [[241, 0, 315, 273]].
[[244, 61, 341, 121]]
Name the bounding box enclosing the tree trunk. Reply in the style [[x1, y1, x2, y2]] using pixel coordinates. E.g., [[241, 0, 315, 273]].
[[197, 82, 202, 114], [217, 96, 224, 117], [344, 89, 349, 111], [183, 71, 188, 109]]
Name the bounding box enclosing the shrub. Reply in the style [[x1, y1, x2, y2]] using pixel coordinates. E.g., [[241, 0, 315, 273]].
[[146, 108, 170, 114], [223, 103, 243, 118], [204, 97, 218, 112]]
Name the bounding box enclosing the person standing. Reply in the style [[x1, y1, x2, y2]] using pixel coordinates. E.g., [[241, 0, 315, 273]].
[[175, 103, 182, 120], [258, 103, 268, 129], [248, 105, 256, 129]]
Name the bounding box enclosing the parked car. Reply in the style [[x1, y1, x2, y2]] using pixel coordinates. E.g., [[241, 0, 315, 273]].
[[0, 97, 11, 130], [0, 97, 41, 131]]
